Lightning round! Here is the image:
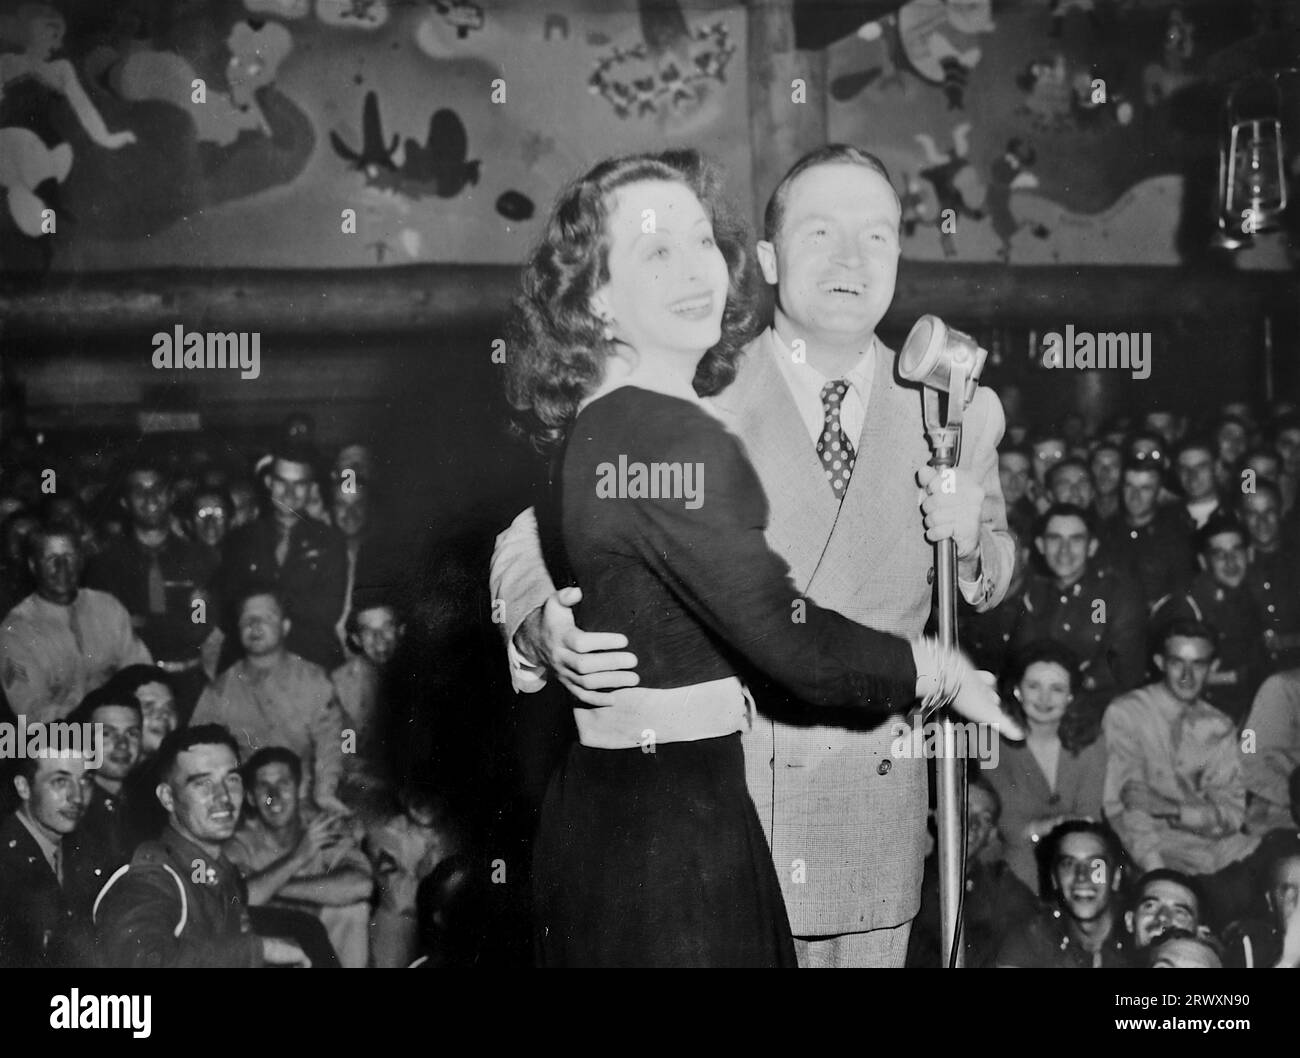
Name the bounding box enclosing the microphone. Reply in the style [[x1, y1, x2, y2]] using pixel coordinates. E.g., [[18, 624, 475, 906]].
[[898, 313, 991, 971], [898, 315, 988, 410]]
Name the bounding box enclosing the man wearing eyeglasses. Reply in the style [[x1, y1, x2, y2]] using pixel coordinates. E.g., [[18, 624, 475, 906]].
[[217, 444, 347, 672], [188, 487, 234, 578]]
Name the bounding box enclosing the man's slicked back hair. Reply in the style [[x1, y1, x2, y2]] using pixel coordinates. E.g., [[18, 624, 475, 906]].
[[763, 144, 898, 244]]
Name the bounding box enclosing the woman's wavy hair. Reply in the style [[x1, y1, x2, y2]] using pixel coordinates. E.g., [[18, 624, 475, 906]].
[[504, 149, 758, 453], [1002, 639, 1098, 753]]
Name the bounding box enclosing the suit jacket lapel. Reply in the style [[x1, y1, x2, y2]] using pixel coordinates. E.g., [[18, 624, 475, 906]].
[[843, 338, 908, 511], [718, 330, 839, 587], [812, 340, 932, 608]]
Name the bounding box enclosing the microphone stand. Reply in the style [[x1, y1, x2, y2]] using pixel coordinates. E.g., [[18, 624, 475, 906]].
[[916, 341, 981, 969]]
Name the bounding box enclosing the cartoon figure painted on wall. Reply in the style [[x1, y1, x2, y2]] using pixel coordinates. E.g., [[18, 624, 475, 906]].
[[1017, 52, 1132, 135], [331, 91, 479, 200], [896, 0, 995, 110], [0, 4, 136, 237], [588, 0, 736, 124], [431, 1, 485, 40], [899, 171, 937, 238], [413, 1, 500, 60], [915, 122, 985, 257], [1016, 53, 1072, 131], [226, 20, 293, 127], [316, 0, 391, 31], [113, 19, 293, 146], [986, 138, 1050, 262], [1142, 6, 1199, 108]]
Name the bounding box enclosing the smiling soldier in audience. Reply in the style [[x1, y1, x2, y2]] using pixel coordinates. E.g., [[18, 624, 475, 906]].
[[0, 524, 151, 723], [95, 724, 312, 968]]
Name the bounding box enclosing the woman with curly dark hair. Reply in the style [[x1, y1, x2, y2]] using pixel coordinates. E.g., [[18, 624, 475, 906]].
[[507, 149, 1016, 967], [505, 150, 755, 451], [984, 640, 1107, 894]]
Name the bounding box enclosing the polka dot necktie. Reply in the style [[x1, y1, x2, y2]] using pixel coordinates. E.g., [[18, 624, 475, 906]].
[[817, 379, 856, 501]]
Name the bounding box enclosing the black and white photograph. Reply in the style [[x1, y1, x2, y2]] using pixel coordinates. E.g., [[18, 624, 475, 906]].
[[0, 0, 1298, 1012]]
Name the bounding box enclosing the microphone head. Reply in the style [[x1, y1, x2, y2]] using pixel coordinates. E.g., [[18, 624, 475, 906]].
[[899, 314, 985, 392]]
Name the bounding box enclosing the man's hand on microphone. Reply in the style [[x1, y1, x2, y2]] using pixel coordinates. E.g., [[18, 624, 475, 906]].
[[917, 465, 984, 577]]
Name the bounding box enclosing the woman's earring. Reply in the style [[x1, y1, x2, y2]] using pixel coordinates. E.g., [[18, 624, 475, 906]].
[[601, 315, 615, 342]]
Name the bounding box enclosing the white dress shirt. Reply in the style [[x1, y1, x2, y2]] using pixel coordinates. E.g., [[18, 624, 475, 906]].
[[767, 329, 875, 450]]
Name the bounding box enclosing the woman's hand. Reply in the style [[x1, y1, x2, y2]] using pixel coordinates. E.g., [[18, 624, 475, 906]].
[[913, 639, 1024, 740]]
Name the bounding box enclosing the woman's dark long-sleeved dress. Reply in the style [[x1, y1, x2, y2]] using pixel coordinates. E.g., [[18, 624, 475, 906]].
[[533, 386, 918, 967]]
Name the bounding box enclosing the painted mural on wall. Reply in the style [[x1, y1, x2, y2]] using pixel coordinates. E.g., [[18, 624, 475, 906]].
[[0, 0, 749, 272], [1, 0, 1292, 273], [826, 0, 1295, 268]]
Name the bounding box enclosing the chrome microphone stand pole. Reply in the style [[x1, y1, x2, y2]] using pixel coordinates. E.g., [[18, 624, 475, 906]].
[[909, 327, 985, 969], [924, 381, 966, 969], [900, 316, 990, 966]]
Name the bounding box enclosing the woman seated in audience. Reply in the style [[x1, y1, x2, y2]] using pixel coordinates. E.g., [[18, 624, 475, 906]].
[[986, 640, 1107, 894]]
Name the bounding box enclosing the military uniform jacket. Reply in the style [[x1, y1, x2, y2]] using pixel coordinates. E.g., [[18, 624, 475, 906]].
[[0, 813, 97, 968], [1099, 508, 1195, 606], [1247, 550, 1300, 672], [85, 531, 213, 662], [94, 824, 263, 968], [218, 516, 348, 671], [1012, 565, 1147, 714], [996, 905, 1132, 968]]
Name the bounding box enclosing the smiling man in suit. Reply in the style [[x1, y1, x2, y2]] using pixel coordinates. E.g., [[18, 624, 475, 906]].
[[491, 145, 1013, 967]]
